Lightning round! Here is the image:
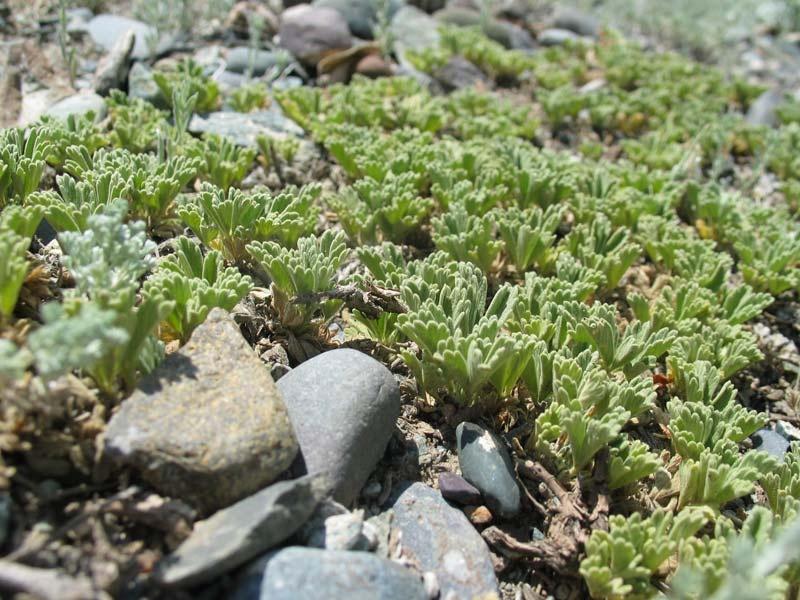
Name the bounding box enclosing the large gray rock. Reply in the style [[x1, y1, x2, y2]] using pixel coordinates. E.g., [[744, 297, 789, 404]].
[[391, 482, 499, 599], [45, 92, 107, 121], [456, 422, 520, 518], [549, 6, 600, 37], [255, 547, 427, 599], [88, 14, 170, 61], [278, 5, 352, 67], [188, 109, 305, 147], [276, 348, 400, 505], [390, 6, 441, 67], [538, 28, 581, 46], [314, 0, 404, 39], [104, 309, 299, 514], [127, 62, 162, 105], [433, 56, 490, 91], [156, 475, 322, 587]]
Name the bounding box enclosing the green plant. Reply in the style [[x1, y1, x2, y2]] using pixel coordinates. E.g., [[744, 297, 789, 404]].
[[431, 202, 502, 274], [246, 230, 348, 332], [186, 134, 256, 191], [153, 59, 220, 113], [0, 128, 49, 208], [107, 90, 169, 154], [178, 183, 319, 263], [228, 82, 269, 113], [496, 204, 563, 274], [143, 236, 252, 342]]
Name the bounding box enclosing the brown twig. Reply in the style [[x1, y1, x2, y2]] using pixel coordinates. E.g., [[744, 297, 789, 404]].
[[292, 283, 407, 319]]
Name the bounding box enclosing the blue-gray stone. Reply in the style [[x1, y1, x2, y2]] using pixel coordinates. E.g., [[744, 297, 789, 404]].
[[538, 28, 580, 46], [45, 92, 106, 121], [752, 428, 791, 459], [188, 109, 305, 147], [127, 62, 162, 105], [456, 422, 520, 518], [390, 6, 440, 67], [277, 349, 401, 505], [314, 0, 404, 39], [156, 475, 323, 588], [226, 48, 280, 76], [549, 7, 599, 37], [391, 482, 499, 599], [247, 547, 427, 600]]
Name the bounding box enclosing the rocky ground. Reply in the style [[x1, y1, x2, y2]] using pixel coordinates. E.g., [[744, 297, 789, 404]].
[[0, 1, 799, 600]]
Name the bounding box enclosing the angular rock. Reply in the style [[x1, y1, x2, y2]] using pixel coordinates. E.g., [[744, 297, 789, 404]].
[[257, 547, 427, 600], [45, 92, 106, 121], [93, 30, 135, 95], [746, 89, 784, 127], [549, 7, 600, 37], [188, 109, 305, 147], [156, 475, 322, 587], [225, 47, 279, 76], [538, 28, 580, 46], [433, 56, 489, 92], [391, 482, 499, 599], [278, 5, 352, 68], [88, 14, 169, 61], [438, 471, 482, 505], [456, 422, 520, 518], [484, 20, 535, 50], [753, 428, 791, 459], [276, 348, 400, 505], [104, 309, 298, 513], [464, 505, 493, 527], [390, 6, 441, 67]]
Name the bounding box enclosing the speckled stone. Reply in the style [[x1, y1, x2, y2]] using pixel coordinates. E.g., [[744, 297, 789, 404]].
[[104, 309, 298, 513], [391, 482, 499, 599]]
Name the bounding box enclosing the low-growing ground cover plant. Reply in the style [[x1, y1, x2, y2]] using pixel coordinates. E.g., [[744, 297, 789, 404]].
[[0, 16, 799, 600]]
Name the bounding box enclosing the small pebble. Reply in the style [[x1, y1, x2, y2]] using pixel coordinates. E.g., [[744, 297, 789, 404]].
[[438, 472, 482, 506], [463, 505, 493, 527]]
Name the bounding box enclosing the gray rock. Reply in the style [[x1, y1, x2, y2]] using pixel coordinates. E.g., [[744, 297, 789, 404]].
[[314, 0, 404, 39], [93, 29, 135, 95], [188, 109, 305, 147], [0, 493, 10, 547], [257, 547, 428, 600], [438, 471, 482, 505], [226, 47, 280, 76], [538, 28, 580, 46], [127, 62, 161, 105], [434, 6, 482, 27], [276, 348, 400, 505], [390, 6, 441, 67], [433, 56, 489, 92], [45, 92, 106, 121], [746, 89, 784, 127], [391, 482, 499, 599], [456, 422, 520, 518], [156, 475, 322, 587], [215, 70, 249, 92], [394, 64, 443, 94], [278, 5, 352, 67], [752, 428, 791, 459], [314, 510, 371, 551], [409, 0, 446, 12], [486, 20, 535, 50], [65, 7, 93, 34], [549, 7, 599, 37], [88, 14, 169, 61], [104, 309, 299, 514]]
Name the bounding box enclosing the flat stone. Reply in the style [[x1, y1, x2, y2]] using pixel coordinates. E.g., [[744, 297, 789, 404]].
[[433, 56, 490, 92], [226, 47, 280, 76], [104, 309, 299, 514], [390, 6, 441, 67], [438, 471, 482, 505], [278, 5, 353, 68], [156, 475, 322, 587], [88, 14, 170, 61], [93, 29, 135, 95], [45, 91, 107, 121], [391, 482, 499, 599], [746, 89, 784, 127], [276, 348, 400, 505], [538, 28, 580, 47], [188, 109, 305, 147], [256, 547, 428, 599], [752, 428, 791, 459], [456, 422, 520, 518]]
